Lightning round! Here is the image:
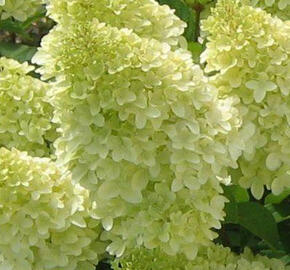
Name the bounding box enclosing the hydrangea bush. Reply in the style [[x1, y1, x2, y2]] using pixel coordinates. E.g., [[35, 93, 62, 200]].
[[201, 0, 290, 199], [0, 0, 289, 269]]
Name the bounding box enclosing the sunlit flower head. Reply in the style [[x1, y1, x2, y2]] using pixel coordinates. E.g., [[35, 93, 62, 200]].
[[0, 147, 105, 270], [33, 0, 242, 258], [201, 0, 290, 198]]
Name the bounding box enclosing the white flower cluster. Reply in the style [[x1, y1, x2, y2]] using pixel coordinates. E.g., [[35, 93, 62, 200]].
[[112, 244, 290, 270], [0, 57, 57, 157], [201, 0, 290, 199], [46, 0, 186, 46], [0, 147, 105, 270], [33, 0, 241, 259]]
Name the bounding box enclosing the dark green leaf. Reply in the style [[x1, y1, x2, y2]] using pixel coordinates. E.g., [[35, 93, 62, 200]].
[[0, 42, 37, 62], [224, 202, 239, 223], [224, 202, 280, 249], [226, 230, 241, 247], [223, 184, 249, 203], [216, 223, 262, 253]]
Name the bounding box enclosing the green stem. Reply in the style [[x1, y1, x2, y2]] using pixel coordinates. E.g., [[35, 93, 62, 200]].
[[192, 3, 204, 42]]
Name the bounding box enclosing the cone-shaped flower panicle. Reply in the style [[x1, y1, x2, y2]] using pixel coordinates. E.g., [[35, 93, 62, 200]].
[[33, 0, 242, 258], [201, 0, 290, 199], [0, 147, 105, 270]]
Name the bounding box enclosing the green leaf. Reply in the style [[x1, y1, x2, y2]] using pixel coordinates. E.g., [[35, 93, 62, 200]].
[[226, 229, 242, 248], [0, 42, 37, 62], [157, 0, 196, 41], [223, 184, 249, 203], [224, 202, 280, 249], [265, 189, 290, 204]]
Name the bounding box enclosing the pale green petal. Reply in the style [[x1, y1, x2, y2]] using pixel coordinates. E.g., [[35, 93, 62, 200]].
[[0, 148, 103, 269]]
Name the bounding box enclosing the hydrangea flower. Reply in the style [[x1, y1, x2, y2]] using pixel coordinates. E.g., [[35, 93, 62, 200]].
[[0, 57, 57, 157], [201, 0, 290, 198], [0, 147, 105, 270], [46, 0, 186, 46], [33, 0, 241, 259], [0, 0, 42, 21], [112, 244, 290, 270]]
